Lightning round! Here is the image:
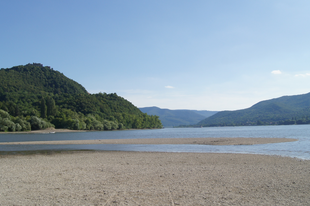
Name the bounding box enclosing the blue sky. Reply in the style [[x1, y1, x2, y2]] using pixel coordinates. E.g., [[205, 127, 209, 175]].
[[1, 0, 310, 111]]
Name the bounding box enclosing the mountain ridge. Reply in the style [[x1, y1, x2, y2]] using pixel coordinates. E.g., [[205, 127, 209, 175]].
[[140, 106, 218, 127], [197, 92, 310, 126]]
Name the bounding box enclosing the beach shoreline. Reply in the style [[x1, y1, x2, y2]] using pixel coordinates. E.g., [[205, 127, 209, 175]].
[[0, 127, 161, 134], [0, 151, 309, 205], [0, 128, 87, 134], [0, 137, 297, 145]]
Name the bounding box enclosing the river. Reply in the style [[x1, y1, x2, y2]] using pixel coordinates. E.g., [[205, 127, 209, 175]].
[[0, 125, 309, 159]]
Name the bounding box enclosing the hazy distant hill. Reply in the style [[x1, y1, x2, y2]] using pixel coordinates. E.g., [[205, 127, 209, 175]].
[[192, 110, 218, 118], [139, 107, 218, 127], [197, 92, 310, 126]]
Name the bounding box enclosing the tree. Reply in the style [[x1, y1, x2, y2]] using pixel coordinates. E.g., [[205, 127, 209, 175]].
[[15, 105, 20, 116], [40, 97, 46, 118], [0, 109, 10, 118], [29, 116, 54, 130], [103, 120, 111, 130], [46, 96, 56, 117]]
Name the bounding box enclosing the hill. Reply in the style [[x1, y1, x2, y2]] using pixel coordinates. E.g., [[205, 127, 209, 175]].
[[0, 63, 162, 132], [197, 92, 310, 126], [139, 107, 217, 127], [0, 63, 87, 95], [192, 110, 218, 118]]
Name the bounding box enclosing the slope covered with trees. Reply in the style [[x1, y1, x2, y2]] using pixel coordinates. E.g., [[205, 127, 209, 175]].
[[197, 93, 310, 127], [0, 63, 162, 132]]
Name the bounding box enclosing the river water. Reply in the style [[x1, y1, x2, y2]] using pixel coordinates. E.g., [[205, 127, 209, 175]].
[[0, 125, 309, 160]]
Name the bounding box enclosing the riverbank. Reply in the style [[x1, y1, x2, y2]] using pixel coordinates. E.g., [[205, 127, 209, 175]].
[[0, 137, 297, 145], [0, 151, 309, 205], [0, 127, 161, 134], [1, 128, 86, 134]]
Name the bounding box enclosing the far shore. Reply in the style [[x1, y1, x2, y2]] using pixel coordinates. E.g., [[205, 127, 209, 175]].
[[0, 137, 297, 145]]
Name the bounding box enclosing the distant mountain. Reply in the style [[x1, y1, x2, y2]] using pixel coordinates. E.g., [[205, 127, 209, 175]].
[[192, 110, 218, 117], [139, 107, 218, 127], [197, 92, 310, 126]]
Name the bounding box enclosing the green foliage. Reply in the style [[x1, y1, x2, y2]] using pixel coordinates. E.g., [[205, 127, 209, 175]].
[[29, 116, 54, 130], [0, 109, 10, 119], [0, 63, 87, 95], [40, 97, 46, 118], [0, 110, 31, 131], [46, 96, 56, 117], [0, 64, 162, 132], [13, 117, 31, 131], [0, 118, 15, 132]]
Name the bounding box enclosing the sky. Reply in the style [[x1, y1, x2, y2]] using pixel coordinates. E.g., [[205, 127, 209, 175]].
[[1, 0, 310, 111]]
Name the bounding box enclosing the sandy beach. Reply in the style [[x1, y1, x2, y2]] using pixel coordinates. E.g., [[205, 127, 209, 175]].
[[0, 151, 309, 205], [0, 137, 307, 205]]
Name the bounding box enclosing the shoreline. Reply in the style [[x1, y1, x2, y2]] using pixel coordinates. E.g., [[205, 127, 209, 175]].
[[0, 137, 297, 145], [0, 127, 162, 134], [0, 151, 309, 205], [0, 128, 87, 134]]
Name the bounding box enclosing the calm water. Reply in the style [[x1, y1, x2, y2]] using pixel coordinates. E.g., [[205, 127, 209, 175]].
[[0, 125, 309, 160]]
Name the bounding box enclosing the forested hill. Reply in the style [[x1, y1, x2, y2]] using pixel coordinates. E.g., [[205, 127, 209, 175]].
[[0, 63, 87, 95], [0, 63, 162, 132], [197, 92, 310, 127], [140, 107, 217, 127]]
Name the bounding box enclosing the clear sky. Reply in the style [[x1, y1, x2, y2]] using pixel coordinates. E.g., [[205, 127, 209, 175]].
[[1, 0, 310, 111]]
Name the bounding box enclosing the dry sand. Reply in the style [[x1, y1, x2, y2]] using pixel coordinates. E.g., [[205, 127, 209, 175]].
[[0, 151, 309, 206], [0, 137, 297, 145]]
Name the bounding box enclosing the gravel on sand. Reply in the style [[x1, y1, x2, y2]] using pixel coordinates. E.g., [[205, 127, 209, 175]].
[[0, 151, 309, 205]]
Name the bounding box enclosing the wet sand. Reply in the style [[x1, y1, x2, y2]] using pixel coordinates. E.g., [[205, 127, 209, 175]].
[[0, 151, 309, 205], [0, 137, 296, 145]]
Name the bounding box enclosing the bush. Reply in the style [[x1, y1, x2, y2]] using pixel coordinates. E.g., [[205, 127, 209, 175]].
[[0, 118, 16, 132], [103, 120, 111, 130], [15, 123, 22, 131], [111, 121, 118, 130], [29, 116, 54, 130], [0, 109, 10, 119], [118, 123, 124, 130], [13, 117, 31, 131]]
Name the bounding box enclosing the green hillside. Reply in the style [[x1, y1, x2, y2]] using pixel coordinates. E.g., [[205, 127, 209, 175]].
[[197, 93, 310, 127], [0, 63, 87, 95], [140, 107, 217, 127], [0, 63, 162, 132]]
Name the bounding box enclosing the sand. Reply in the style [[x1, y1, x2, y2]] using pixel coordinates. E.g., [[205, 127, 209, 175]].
[[0, 137, 297, 145], [0, 137, 306, 205], [0, 151, 309, 205]]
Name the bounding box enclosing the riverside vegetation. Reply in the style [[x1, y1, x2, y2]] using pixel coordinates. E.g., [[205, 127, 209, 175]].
[[0, 63, 162, 132]]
